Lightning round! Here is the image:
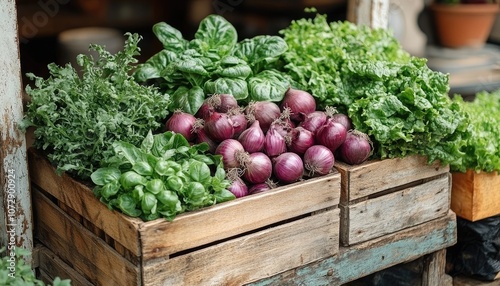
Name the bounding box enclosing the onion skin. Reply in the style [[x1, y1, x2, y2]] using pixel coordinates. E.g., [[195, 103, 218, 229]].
[[195, 128, 217, 154], [238, 120, 265, 153], [338, 130, 372, 165], [215, 139, 245, 169], [204, 111, 235, 142], [228, 177, 248, 198], [316, 120, 347, 153], [228, 108, 248, 138], [287, 127, 315, 155], [242, 152, 273, 184], [272, 152, 304, 183], [264, 128, 287, 157], [165, 111, 197, 142], [214, 94, 239, 113], [299, 111, 327, 134], [248, 183, 271, 195], [303, 145, 335, 176], [245, 101, 281, 133], [331, 113, 353, 131], [281, 87, 316, 121]]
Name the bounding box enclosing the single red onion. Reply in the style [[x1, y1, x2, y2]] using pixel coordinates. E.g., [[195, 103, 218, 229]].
[[287, 127, 315, 155], [331, 113, 353, 131], [194, 127, 217, 154], [303, 145, 335, 176], [204, 111, 235, 142], [228, 107, 248, 138], [264, 127, 287, 157], [299, 111, 327, 134], [238, 120, 265, 153], [272, 152, 304, 183], [165, 110, 197, 142], [228, 176, 248, 198], [338, 130, 372, 165], [280, 87, 316, 121], [245, 101, 281, 133], [316, 120, 347, 153], [215, 139, 245, 169], [242, 152, 273, 184], [248, 180, 276, 195]]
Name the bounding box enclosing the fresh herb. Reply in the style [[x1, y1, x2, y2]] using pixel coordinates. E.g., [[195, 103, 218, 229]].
[[21, 33, 170, 180], [134, 14, 291, 115], [90, 131, 235, 221], [451, 91, 500, 173], [0, 247, 71, 286], [280, 13, 470, 166]]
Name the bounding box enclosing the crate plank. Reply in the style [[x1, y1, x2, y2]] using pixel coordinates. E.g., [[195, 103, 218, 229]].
[[37, 246, 94, 286], [340, 174, 451, 245], [143, 209, 340, 286], [139, 173, 340, 259], [248, 211, 457, 286], [451, 170, 500, 221], [335, 155, 449, 202], [33, 188, 140, 286], [29, 149, 142, 256]]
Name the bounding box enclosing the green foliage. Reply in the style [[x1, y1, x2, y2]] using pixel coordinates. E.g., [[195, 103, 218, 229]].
[[21, 33, 170, 180], [0, 247, 71, 286], [134, 14, 291, 114], [451, 91, 500, 172], [279, 13, 470, 166], [90, 131, 235, 221]]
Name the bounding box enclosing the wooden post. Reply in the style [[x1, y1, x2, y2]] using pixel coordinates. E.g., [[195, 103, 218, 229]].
[[0, 0, 33, 258], [348, 0, 390, 29]]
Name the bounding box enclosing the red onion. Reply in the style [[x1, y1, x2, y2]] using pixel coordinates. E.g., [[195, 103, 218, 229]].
[[238, 120, 265, 153], [245, 101, 281, 133], [165, 110, 197, 142], [196, 100, 215, 119], [299, 111, 327, 134], [316, 120, 347, 153], [242, 152, 273, 184], [303, 145, 335, 176], [194, 127, 217, 154], [212, 94, 239, 113], [273, 152, 304, 183], [228, 107, 248, 138], [287, 127, 315, 155], [204, 111, 235, 142], [264, 127, 287, 157], [215, 139, 245, 169], [338, 130, 372, 165], [280, 87, 316, 122], [269, 119, 292, 138], [248, 180, 276, 195], [331, 113, 353, 131], [228, 176, 248, 198]]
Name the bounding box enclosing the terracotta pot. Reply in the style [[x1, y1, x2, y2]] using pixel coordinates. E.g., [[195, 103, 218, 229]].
[[431, 3, 500, 48]]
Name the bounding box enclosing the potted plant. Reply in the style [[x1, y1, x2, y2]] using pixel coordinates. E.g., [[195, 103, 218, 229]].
[[430, 0, 500, 48]]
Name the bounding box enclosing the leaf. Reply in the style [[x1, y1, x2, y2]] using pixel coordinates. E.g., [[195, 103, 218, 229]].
[[204, 78, 248, 100], [116, 194, 142, 217], [152, 22, 187, 51], [247, 69, 290, 102], [134, 50, 179, 82], [90, 167, 121, 186], [188, 161, 212, 185], [195, 14, 237, 55], [170, 86, 205, 115], [234, 35, 288, 72]]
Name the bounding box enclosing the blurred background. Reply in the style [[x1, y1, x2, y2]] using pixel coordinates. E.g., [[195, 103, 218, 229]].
[[16, 0, 500, 97]]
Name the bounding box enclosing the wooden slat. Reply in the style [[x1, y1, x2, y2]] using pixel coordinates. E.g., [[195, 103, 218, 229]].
[[248, 211, 457, 286], [142, 209, 340, 286], [37, 246, 94, 286], [33, 189, 140, 286], [335, 155, 449, 202], [340, 174, 450, 245], [139, 173, 341, 260], [28, 148, 142, 256], [451, 170, 500, 221], [422, 249, 449, 286]]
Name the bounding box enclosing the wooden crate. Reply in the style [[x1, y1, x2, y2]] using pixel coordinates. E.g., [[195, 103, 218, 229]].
[[29, 149, 341, 286], [451, 170, 500, 222], [335, 155, 452, 246]]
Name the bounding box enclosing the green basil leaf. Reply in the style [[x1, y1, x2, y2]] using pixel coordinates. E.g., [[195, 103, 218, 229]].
[[184, 181, 209, 208], [116, 194, 141, 217], [132, 161, 154, 176], [132, 184, 145, 202], [145, 178, 166, 195], [188, 161, 211, 185], [141, 192, 158, 214], [101, 181, 121, 200], [204, 78, 248, 100], [119, 171, 147, 191], [90, 167, 121, 186], [214, 188, 236, 203]]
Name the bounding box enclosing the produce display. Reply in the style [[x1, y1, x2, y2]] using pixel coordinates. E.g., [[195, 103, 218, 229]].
[[22, 11, 475, 221], [451, 90, 500, 173]]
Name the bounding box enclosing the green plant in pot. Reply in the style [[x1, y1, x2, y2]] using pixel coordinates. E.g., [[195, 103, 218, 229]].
[[430, 0, 500, 48]]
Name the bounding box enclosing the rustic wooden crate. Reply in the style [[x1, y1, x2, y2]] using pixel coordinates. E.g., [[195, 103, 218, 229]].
[[451, 170, 500, 222], [29, 148, 341, 286], [334, 155, 452, 246]]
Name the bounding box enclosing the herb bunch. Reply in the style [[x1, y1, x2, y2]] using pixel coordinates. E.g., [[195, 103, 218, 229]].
[[22, 33, 170, 180]]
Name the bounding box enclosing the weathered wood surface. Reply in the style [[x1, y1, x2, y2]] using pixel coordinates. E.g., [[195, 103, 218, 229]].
[[0, 0, 33, 254], [453, 275, 500, 286], [29, 148, 341, 260], [248, 211, 457, 286], [143, 209, 340, 286], [335, 155, 449, 203], [341, 174, 451, 245], [422, 249, 450, 286], [36, 245, 93, 286], [347, 0, 389, 29], [451, 170, 500, 221], [34, 188, 140, 286]]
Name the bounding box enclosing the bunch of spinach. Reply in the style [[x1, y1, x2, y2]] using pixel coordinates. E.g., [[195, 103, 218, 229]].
[[91, 131, 235, 221], [451, 91, 500, 173], [21, 33, 170, 180], [280, 13, 470, 166], [134, 14, 291, 115]]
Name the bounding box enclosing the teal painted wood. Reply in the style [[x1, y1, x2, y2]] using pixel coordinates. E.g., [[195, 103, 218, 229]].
[[248, 212, 457, 286]]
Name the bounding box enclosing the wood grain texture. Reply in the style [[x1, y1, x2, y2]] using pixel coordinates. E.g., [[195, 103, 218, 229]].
[[37, 246, 94, 286], [29, 148, 142, 256], [451, 170, 500, 221], [248, 211, 457, 286], [143, 209, 340, 286], [340, 174, 451, 245], [33, 189, 140, 286], [422, 249, 449, 286], [139, 173, 341, 259], [335, 155, 449, 202]]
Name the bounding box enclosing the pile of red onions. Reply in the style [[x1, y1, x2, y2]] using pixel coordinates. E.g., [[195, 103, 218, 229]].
[[164, 91, 372, 199]]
